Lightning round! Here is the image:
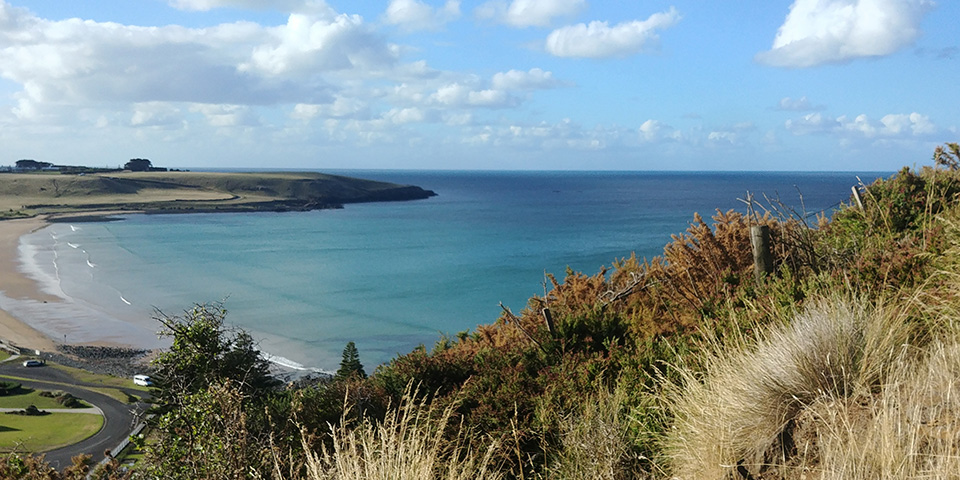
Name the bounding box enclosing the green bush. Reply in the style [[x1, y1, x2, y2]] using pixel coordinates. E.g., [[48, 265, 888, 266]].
[[0, 381, 21, 396]]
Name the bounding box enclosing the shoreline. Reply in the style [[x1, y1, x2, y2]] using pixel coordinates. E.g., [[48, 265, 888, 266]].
[[0, 216, 60, 352], [0, 212, 152, 353], [0, 214, 327, 377]]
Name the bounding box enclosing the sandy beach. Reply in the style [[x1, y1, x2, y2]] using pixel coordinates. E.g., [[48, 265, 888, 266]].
[[0, 217, 58, 351]]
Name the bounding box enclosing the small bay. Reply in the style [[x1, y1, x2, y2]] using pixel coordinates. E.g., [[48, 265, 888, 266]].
[[18, 171, 887, 371]]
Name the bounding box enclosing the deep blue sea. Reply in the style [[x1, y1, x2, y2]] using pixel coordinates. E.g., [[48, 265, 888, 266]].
[[14, 171, 888, 371]]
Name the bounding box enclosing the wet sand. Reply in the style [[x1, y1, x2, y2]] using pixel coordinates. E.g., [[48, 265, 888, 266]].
[[0, 217, 58, 351]]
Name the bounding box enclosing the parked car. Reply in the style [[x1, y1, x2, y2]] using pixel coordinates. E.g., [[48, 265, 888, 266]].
[[133, 374, 153, 386], [22, 359, 43, 367]]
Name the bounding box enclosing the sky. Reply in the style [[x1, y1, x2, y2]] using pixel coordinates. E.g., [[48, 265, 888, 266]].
[[0, 0, 956, 171]]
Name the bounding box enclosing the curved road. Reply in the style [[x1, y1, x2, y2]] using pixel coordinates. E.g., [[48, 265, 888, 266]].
[[0, 361, 148, 470]]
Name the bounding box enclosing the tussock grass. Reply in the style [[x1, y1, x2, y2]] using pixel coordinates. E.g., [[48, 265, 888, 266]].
[[665, 297, 917, 479], [288, 388, 502, 480], [806, 338, 960, 479]]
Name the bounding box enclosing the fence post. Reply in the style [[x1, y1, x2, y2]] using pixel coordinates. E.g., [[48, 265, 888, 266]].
[[751, 225, 773, 281], [851, 185, 864, 210]]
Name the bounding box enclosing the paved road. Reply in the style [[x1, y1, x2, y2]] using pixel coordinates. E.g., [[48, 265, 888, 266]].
[[0, 362, 148, 470]]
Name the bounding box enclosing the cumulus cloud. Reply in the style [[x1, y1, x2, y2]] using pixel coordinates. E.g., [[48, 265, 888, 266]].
[[431, 82, 517, 108], [384, 0, 460, 31], [707, 131, 739, 145], [291, 96, 371, 120], [130, 102, 184, 127], [638, 119, 681, 143], [475, 0, 585, 28], [167, 0, 329, 13], [408, 69, 563, 111], [786, 111, 939, 138], [240, 13, 397, 76], [757, 0, 935, 68], [784, 112, 840, 134], [383, 107, 436, 124], [775, 96, 825, 111], [545, 7, 681, 58], [190, 104, 261, 127], [490, 68, 562, 90], [0, 7, 374, 111]]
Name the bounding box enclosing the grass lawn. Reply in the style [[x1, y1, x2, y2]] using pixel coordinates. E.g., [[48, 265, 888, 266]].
[[0, 388, 90, 410], [0, 413, 103, 452], [50, 364, 150, 393]]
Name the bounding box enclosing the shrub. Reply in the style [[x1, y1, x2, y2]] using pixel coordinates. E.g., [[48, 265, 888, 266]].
[[55, 393, 83, 408], [0, 381, 21, 396]]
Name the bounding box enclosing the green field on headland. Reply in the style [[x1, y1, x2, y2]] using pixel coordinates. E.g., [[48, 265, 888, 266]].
[[0, 171, 436, 218]]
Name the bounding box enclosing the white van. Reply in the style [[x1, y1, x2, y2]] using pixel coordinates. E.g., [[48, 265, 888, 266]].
[[133, 374, 153, 386]]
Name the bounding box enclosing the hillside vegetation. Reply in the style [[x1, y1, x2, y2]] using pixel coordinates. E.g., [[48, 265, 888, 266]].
[[0, 171, 436, 218], [6, 143, 960, 479]]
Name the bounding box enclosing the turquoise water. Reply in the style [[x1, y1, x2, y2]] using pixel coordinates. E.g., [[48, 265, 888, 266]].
[[16, 171, 887, 371]]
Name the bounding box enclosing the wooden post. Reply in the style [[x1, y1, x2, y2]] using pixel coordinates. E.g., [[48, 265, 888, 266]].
[[851, 185, 864, 210], [541, 308, 554, 334], [751, 225, 773, 281]]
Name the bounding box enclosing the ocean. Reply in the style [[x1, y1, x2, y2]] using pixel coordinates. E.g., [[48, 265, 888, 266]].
[[11, 171, 888, 372]]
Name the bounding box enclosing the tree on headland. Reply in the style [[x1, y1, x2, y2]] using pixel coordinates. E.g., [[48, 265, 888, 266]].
[[124, 158, 153, 171], [336, 341, 366, 379]]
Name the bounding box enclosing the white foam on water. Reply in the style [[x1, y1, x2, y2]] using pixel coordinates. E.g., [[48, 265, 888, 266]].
[[260, 351, 328, 374]]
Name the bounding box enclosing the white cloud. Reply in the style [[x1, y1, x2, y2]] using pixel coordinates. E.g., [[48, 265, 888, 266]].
[[880, 112, 936, 135], [490, 68, 561, 90], [638, 119, 681, 143], [0, 8, 348, 108], [707, 131, 739, 145], [384, 0, 460, 32], [784, 112, 840, 134], [776, 96, 824, 111], [475, 0, 585, 28], [167, 0, 330, 13], [545, 7, 681, 58], [839, 114, 878, 136], [786, 111, 939, 138], [130, 102, 184, 127], [190, 104, 260, 127], [383, 107, 429, 124], [240, 13, 396, 76], [430, 81, 519, 108], [292, 96, 370, 120], [756, 0, 934, 68]]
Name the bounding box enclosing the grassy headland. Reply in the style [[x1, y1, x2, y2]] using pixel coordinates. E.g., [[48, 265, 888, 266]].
[[0, 171, 436, 218]]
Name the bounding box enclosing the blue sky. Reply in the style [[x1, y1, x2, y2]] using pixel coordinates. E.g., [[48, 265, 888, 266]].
[[0, 0, 956, 170]]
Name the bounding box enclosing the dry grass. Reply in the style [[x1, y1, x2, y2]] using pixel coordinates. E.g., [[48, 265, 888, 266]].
[[804, 338, 960, 479], [285, 388, 502, 480], [665, 296, 919, 479], [542, 386, 644, 480]]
